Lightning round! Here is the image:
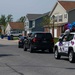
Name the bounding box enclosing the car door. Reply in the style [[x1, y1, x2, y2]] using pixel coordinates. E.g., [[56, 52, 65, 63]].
[[59, 35, 68, 53], [60, 34, 74, 53], [62, 35, 69, 53]]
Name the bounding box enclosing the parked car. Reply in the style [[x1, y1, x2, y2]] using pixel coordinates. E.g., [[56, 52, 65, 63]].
[[23, 32, 54, 53], [18, 36, 27, 48], [54, 32, 75, 63], [10, 31, 22, 37]]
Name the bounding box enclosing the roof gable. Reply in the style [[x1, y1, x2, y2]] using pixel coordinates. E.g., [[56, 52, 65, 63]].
[[26, 14, 42, 21], [59, 1, 75, 11], [26, 12, 50, 21], [9, 22, 24, 30]]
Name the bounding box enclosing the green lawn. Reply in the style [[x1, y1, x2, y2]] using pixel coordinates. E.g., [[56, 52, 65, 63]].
[[13, 37, 19, 40], [54, 38, 59, 44]]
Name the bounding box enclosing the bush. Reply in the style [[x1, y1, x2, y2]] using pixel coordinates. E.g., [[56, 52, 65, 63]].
[[54, 38, 59, 44]]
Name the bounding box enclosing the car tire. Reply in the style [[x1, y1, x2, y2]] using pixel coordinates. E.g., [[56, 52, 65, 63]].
[[54, 48, 61, 59], [69, 50, 75, 63], [18, 45, 21, 48], [24, 44, 27, 51], [30, 45, 34, 53]]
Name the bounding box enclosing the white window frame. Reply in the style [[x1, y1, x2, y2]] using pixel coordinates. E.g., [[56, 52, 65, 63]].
[[32, 21, 35, 28], [64, 13, 67, 18], [54, 15, 58, 22], [59, 14, 63, 22]]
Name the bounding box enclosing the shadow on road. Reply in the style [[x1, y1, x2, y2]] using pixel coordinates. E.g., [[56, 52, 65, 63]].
[[0, 44, 17, 47], [0, 54, 13, 57], [0, 54, 19, 57], [59, 57, 69, 61], [28, 50, 54, 54], [36, 51, 54, 54], [0, 45, 9, 47]]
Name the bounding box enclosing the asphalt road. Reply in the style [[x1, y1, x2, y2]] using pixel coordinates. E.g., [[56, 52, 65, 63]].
[[0, 39, 75, 75]]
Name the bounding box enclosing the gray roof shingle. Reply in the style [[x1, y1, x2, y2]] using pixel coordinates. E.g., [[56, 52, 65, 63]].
[[26, 12, 50, 21], [27, 14, 42, 20]]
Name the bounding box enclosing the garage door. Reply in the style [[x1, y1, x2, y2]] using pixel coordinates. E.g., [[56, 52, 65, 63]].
[[54, 28, 57, 37], [50, 28, 52, 34]]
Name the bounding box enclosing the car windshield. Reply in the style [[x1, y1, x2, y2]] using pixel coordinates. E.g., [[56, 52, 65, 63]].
[[36, 33, 53, 39], [66, 34, 74, 41]]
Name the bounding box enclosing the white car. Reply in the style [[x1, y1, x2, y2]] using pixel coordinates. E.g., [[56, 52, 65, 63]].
[[10, 31, 22, 37], [54, 32, 75, 63]]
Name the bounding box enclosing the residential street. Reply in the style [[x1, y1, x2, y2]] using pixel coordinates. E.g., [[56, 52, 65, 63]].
[[0, 39, 75, 75]]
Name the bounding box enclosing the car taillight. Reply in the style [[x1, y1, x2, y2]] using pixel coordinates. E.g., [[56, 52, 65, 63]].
[[32, 38, 38, 42]]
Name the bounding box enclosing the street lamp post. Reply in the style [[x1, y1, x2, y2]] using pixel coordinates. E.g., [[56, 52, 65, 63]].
[[52, 15, 55, 38]]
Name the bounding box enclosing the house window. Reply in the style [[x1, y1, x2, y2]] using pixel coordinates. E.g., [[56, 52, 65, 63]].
[[59, 15, 63, 22], [32, 21, 35, 28], [25, 22, 29, 29], [54, 16, 58, 22], [64, 14, 67, 18]]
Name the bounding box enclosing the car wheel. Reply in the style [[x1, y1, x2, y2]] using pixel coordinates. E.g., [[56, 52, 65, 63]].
[[54, 48, 61, 59], [18, 45, 21, 48], [69, 50, 75, 63], [24, 44, 27, 51], [30, 45, 34, 53]]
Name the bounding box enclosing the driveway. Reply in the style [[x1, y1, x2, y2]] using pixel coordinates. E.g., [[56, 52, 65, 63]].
[[0, 38, 18, 45]]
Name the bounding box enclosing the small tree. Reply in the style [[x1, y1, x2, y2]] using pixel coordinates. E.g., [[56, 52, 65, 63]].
[[0, 14, 13, 34], [17, 16, 26, 23], [6, 14, 13, 22], [41, 15, 51, 32], [0, 15, 7, 34]]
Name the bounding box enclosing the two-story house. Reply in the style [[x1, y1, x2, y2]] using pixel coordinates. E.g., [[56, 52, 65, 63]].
[[46, 1, 75, 38], [25, 12, 50, 34]]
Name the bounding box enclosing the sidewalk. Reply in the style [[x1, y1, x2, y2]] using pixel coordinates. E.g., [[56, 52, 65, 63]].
[[0, 38, 18, 45]]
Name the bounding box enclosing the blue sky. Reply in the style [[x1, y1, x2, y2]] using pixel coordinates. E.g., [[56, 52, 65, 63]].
[[2, 0, 75, 21], [0, 0, 58, 21]]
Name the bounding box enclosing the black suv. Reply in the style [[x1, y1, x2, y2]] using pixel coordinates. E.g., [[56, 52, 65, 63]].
[[23, 32, 54, 53]]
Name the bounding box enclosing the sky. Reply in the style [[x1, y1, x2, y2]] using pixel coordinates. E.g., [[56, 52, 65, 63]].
[[0, 0, 75, 21], [0, 0, 58, 21]]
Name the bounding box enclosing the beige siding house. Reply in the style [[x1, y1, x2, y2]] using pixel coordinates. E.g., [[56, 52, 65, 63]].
[[45, 1, 75, 38]]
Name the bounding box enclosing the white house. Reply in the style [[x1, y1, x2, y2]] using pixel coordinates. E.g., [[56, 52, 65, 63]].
[[5, 22, 24, 35]]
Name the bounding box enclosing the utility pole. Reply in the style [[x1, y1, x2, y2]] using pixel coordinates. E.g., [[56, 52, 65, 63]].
[[52, 15, 55, 38]]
